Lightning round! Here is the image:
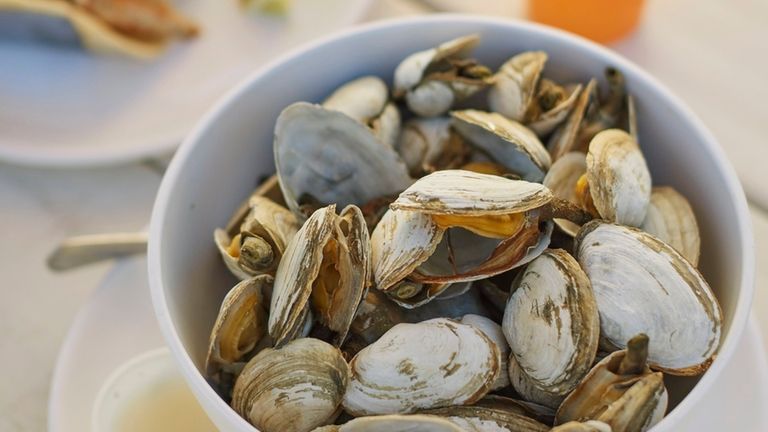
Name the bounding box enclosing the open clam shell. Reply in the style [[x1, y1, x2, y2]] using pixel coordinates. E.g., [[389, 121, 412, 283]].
[[397, 117, 468, 177], [393, 34, 488, 117], [231, 338, 349, 432], [488, 51, 547, 122], [460, 314, 510, 390], [372, 171, 553, 300], [214, 195, 300, 280], [342, 318, 499, 416], [274, 103, 412, 218], [548, 79, 597, 162], [527, 81, 583, 137], [451, 110, 551, 182], [502, 249, 599, 408], [551, 421, 613, 432], [269, 205, 370, 348], [543, 152, 588, 236], [205, 275, 272, 392], [556, 335, 668, 432], [585, 129, 651, 227], [641, 186, 700, 266], [575, 221, 722, 375]]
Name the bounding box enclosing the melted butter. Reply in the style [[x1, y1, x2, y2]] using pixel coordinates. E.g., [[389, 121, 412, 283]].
[[113, 375, 218, 432]]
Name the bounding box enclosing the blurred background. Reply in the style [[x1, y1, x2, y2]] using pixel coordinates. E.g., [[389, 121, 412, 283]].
[[1, 0, 766, 430]]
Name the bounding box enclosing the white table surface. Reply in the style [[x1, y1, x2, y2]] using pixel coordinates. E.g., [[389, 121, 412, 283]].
[[0, 0, 766, 430]]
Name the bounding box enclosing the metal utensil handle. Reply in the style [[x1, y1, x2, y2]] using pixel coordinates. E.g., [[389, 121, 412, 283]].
[[47, 232, 149, 272]]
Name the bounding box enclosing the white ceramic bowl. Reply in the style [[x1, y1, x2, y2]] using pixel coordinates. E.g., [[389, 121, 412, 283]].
[[149, 15, 754, 432]]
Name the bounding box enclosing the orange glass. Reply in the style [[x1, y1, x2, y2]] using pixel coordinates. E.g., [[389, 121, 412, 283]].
[[528, 0, 646, 44]]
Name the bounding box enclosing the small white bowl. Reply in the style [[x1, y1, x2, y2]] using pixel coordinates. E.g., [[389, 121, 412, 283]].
[[91, 348, 216, 432], [149, 15, 754, 432]]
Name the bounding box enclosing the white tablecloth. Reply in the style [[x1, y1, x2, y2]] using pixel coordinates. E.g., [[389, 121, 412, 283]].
[[1, 0, 766, 430]]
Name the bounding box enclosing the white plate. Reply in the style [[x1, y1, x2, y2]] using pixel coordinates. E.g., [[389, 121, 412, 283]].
[[48, 255, 768, 431], [0, 0, 371, 167]]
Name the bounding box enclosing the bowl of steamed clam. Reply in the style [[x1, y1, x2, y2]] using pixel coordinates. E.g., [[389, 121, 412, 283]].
[[149, 16, 754, 432]]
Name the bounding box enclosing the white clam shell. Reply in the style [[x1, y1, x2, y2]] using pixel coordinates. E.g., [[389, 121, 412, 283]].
[[394, 34, 480, 97], [551, 421, 613, 432], [205, 275, 272, 386], [342, 318, 499, 416], [269, 206, 336, 346], [460, 314, 510, 390], [528, 83, 583, 137], [488, 51, 547, 122], [392, 169, 553, 216], [548, 79, 597, 162], [231, 338, 349, 432], [575, 222, 722, 375], [274, 103, 412, 215], [322, 76, 388, 124], [451, 111, 551, 182], [371, 208, 444, 291], [406, 80, 456, 118], [542, 152, 587, 236], [502, 249, 599, 408], [641, 186, 700, 266], [371, 102, 402, 148], [586, 129, 651, 227]]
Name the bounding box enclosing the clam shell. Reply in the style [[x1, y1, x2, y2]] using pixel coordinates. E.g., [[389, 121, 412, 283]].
[[555, 344, 668, 432], [397, 117, 467, 176], [542, 152, 587, 236], [205, 275, 272, 390], [586, 129, 651, 227], [274, 103, 412, 216], [371, 209, 444, 292], [460, 314, 511, 390], [528, 83, 583, 137], [575, 221, 722, 375], [394, 34, 480, 97], [502, 249, 599, 408], [641, 186, 700, 266], [317, 415, 464, 432], [270, 205, 370, 347], [231, 338, 349, 432], [371, 102, 401, 148], [392, 170, 553, 216], [342, 318, 499, 416], [451, 110, 552, 182], [488, 51, 547, 122], [322, 76, 388, 124], [406, 80, 456, 118], [214, 229, 255, 280], [269, 206, 336, 347], [548, 79, 597, 162]]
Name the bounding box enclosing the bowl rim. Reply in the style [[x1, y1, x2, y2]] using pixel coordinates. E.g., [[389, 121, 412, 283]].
[[148, 13, 755, 431]]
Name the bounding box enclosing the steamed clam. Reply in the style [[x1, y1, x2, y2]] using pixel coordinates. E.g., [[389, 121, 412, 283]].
[[342, 318, 499, 416], [322, 76, 402, 147], [214, 182, 300, 279], [576, 129, 651, 227], [641, 186, 701, 266], [502, 249, 600, 408], [232, 338, 349, 432], [393, 34, 492, 117], [206, 33, 724, 432], [269, 204, 370, 348], [556, 334, 668, 432], [575, 221, 721, 375], [372, 170, 559, 305], [273, 102, 412, 218]]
